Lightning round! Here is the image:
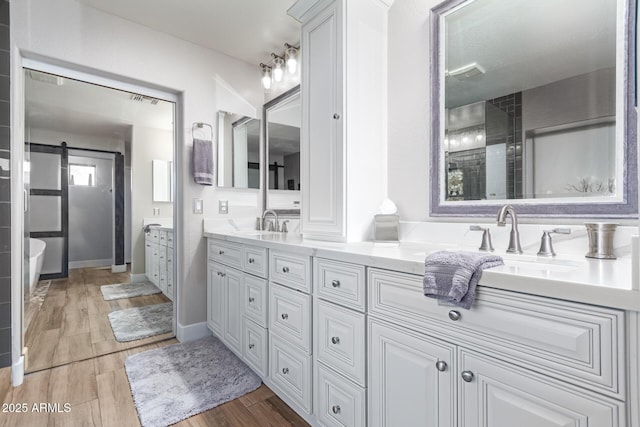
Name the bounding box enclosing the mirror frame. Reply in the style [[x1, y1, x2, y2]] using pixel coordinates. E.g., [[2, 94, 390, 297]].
[[262, 85, 301, 216], [429, 0, 637, 218]]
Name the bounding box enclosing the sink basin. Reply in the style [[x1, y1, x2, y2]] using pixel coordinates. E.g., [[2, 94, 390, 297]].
[[232, 230, 279, 236]]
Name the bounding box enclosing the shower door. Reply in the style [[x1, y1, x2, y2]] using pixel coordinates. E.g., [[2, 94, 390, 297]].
[[29, 142, 68, 279]]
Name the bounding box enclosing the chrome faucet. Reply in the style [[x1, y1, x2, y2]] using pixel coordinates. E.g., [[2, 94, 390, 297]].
[[496, 205, 523, 254], [261, 209, 279, 232]]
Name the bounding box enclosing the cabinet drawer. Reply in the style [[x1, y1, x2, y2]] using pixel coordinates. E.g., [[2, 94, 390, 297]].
[[243, 246, 268, 278], [368, 268, 624, 398], [315, 258, 366, 312], [208, 239, 242, 269], [159, 230, 169, 246], [269, 283, 312, 354], [148, 228, 160, 243], [270, 250, 312, 292], [269, 333, 312, 414], [244, 275, 268, 327], [243, 318, 268, 377], [316, 363, 366, 427], [316, 300, 366, 386], [166, 231, 174, 248]]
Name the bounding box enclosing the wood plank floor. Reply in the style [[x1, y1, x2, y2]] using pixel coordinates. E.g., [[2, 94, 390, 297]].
[[24, 267, 173, 373], [0, 339, 310, 426]]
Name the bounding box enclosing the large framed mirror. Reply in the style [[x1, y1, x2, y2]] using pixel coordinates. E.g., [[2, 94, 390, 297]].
[[430, 0, 637, 217], [263, 85, 301, 214], [216, 111, 260, 189]]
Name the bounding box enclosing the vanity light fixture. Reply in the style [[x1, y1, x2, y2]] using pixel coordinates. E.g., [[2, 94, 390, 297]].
[[260, 63, 272, 90], [284, 43, 298, 74], [272, 54, 285, 82]]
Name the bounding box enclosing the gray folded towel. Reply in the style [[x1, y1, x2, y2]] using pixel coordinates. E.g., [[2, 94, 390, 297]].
[[193, 138, 214, 185], [423, 250, 503, 309]]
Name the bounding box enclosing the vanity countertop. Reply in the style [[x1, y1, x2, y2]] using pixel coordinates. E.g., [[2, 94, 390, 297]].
[[203, 230, 640, 311]]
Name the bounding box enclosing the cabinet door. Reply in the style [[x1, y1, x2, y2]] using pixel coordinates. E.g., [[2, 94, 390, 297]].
[[150, 242, 161, 286], [223, 267, 243, 355], [458, 349, 625, 427], [300, 0, 345, 240], [369, 319, 456, 427], [145, 238, 153, 282], [207, 262, 225, 336]]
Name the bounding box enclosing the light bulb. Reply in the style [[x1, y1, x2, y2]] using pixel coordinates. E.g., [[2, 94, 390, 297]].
[[285, 46, 298, 74], [260, 64, 272, 90], [273, 57, 284, 82]]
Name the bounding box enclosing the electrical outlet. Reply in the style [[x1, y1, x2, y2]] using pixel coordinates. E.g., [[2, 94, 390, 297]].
[[193, 198, 203, 214], [218, 200, 229, 214]]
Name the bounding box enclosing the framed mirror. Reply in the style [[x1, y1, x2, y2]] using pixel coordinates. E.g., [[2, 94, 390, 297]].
[[152, 159, 173, 202], [430, 0, 637, 217], [263, 85, 301, 214], [216, 111, 260, 189]]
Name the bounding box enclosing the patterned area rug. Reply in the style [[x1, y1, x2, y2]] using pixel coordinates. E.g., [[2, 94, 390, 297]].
[[125, 336, 262, 427], [100, 281, 161, 301], [108, 302, 172, 342]]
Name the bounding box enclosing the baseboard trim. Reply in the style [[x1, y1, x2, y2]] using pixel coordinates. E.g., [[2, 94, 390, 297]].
[[12, 355, 24, 387], [69, 258, 112, 269], [111, 264, 126, 273], [129, 273, 147, 283], [176, 321, 211, 343]]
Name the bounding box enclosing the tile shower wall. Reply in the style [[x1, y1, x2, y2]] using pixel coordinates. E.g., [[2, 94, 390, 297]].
[[0, 0, 9, 368]]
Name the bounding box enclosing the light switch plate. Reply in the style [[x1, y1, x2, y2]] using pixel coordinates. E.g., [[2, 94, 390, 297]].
[[193, 198, 203, 214], [218, 200, 229, 214]]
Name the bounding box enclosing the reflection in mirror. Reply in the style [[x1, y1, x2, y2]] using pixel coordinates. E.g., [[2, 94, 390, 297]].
[[264, 86, 301, 211], [152, 159, 173, 202], [216, 111, 260, 189], [431, 0, 637, 216]]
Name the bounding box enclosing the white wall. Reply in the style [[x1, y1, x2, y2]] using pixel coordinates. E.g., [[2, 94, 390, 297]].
[[131, 126, 173, 275], [13, 0, 263, 326]]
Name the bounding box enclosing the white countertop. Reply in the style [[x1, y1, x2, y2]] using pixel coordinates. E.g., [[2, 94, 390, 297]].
[[203, 230, 640, 311]]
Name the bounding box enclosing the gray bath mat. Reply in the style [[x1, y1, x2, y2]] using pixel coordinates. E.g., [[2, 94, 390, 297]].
[[100, 281, 161, 301], [125, 335, 261, 427], [108, 302, 172, 342]]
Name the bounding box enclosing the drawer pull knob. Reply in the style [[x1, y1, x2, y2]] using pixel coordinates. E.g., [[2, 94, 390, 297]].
[[331, 336, 340, 345], [248, 258, 255, 264], [461, 371, 474, 382], [435, 361, 447, 372], [219, 250, 224, 255], [333, 113, 340, 120], [220, 273, 226, 278], [332, 405, 341, 414], [331, 280, 340, 287], [281, 313, 289, 320], [282, 367, 289, 374], [282, 266, 290, 273], [248, 343, 255, 349], [448, 310, 461, 321], [248, 297, 255, 303]]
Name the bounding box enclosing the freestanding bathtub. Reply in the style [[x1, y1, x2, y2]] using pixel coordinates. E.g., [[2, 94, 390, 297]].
[[29, 238, 46, 294]]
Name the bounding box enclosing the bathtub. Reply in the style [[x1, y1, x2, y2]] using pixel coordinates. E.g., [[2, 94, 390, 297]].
[[28, 238, 46, 294]]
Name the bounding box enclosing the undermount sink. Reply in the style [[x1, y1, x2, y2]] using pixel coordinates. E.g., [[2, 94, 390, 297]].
[[232, 230, 279, 236]]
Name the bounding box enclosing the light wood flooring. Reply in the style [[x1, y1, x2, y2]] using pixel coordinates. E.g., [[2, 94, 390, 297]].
[[24, 267, 173, 373], [0, 339, 310, 426]]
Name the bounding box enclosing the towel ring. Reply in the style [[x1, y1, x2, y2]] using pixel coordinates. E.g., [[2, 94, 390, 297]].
[[192, 122, 213, 141]]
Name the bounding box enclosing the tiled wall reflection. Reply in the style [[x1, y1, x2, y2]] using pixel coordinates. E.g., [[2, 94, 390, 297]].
[[0, 0, 10, 368]]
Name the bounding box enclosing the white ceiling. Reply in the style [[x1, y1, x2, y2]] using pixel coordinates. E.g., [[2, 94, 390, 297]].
[[75, 0, 301, 65]]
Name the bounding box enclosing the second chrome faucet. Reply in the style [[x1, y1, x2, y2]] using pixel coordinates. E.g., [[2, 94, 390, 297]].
[[496, 204, 523, 254]]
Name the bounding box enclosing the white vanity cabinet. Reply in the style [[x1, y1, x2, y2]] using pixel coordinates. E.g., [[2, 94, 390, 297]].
[[206, 239, 270, 372], [144, 228, 174, 301], [290, 0, 390, 242], [367, 267, 627, 427]]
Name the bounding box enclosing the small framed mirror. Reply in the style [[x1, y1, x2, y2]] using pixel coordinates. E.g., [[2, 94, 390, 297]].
[[152, 159, 173, 202], [430, 0, 637, 217], [263, 86, 301, 214], [216, 111, 260, 189]]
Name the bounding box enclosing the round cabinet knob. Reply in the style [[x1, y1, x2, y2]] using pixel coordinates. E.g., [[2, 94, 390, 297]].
[[461, 371, 474, 382], [282, 367, 289, 374], [331, 280, 340, 288], [281, 313, 289, 320], [448, 310, 461, 321], [219, 250, 224, 255], [248, 297, 255, 303], [331, 336, 340, 345], [332, 405, 341, 414], [435, 361, 448, 372], [282, 266, 290, 273], [248, 258, 255, 264], [333, 113, 340, 120], [248, 343, 255, 349]]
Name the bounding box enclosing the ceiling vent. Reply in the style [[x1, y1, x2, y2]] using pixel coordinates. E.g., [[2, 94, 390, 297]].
[[27, 70, 65, 86], [446, 62, 486, 80], [129, 94, 159, 105]]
